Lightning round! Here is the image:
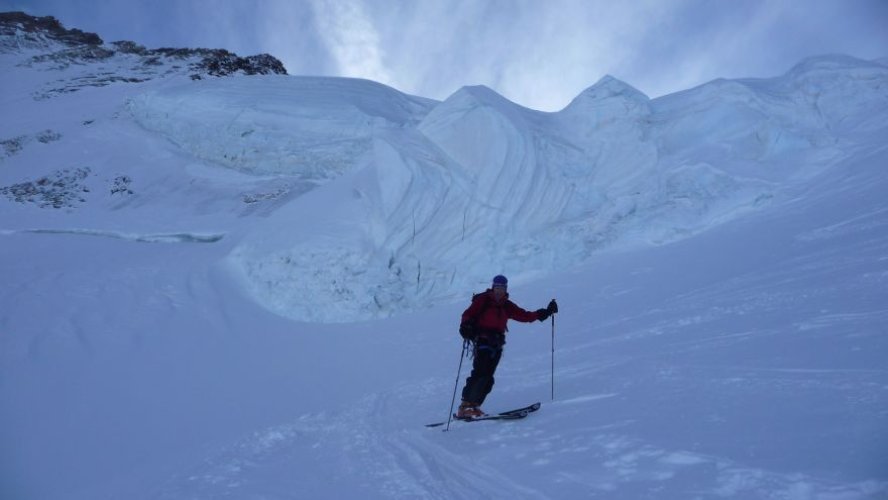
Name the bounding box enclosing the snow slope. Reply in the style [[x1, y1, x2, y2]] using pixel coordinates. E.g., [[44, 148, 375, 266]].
[[1, 17, 887, 499]]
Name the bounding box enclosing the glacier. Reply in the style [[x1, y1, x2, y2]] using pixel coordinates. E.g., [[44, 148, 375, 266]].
[[124, 53, 887, 323]]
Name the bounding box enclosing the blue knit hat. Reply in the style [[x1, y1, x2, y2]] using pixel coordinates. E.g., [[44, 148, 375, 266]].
[[492, 275, 508, 288]]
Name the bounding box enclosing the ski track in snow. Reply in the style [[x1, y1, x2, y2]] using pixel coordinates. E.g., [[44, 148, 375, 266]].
[[152, 380, 887, 499], [154, 391, 547, 500]]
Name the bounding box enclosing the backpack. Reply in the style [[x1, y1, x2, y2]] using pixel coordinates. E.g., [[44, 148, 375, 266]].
[[459, 292, 509, 344], [459, 292, 497, 340]]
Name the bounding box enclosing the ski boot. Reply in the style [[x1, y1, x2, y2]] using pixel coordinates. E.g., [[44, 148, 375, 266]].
[[456, 401, 486, 419]]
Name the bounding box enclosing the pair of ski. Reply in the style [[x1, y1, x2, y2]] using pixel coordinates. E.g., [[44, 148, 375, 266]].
[[425, 402, 540, 428]]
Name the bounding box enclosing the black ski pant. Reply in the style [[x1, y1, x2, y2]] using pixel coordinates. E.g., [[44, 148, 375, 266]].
[[461, 342, 503, 406]]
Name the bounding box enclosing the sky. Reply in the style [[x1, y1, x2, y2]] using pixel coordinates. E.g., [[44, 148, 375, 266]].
[[3, 0, 888, 111]]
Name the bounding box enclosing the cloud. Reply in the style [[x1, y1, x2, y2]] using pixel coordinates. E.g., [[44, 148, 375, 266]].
[[318, 0, 888, 111], [309, 0, 391, 85], [349, 0, 678, 110], [610, 0, 888, 99], [7, 0, 887, 111], [252, 1, 338, 77]]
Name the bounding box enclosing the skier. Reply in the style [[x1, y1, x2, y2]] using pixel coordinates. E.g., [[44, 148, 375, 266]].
[[456, 275, 557, 419]]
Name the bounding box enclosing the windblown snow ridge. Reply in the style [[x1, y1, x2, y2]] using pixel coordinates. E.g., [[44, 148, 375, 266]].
[[1, 228, 224, 243], [127, 76, 436, 177]]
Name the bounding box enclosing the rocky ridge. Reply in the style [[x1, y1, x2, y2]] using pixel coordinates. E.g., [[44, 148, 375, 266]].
[[1, 11, 287, 99]]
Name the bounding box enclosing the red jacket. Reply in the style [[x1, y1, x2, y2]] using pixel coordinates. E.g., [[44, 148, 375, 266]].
[[461, 289, 541, 335]]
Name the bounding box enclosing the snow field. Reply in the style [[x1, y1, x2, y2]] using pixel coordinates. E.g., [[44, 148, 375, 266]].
[[2, 46, 887, 499]]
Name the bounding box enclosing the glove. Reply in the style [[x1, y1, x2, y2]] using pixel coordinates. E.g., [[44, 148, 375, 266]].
[[459, 323, 475, 340], [547, 299, 558, 314], [536, 308, 550, 322]]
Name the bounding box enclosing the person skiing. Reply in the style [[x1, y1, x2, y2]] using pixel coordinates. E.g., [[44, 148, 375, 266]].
[[456, 274, 558, 419]]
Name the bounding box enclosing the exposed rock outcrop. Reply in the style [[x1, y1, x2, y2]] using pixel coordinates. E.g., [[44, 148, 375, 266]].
[[1, 11, 288, 98]]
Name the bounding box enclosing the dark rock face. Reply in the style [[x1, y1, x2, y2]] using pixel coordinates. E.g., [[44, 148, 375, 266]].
[[151, 47, 288, 77], [201, 51, 287, 77], [1, 11, 288, 95], [1, 129, 62, 158], [0, 11, 103, 48], [0, 167, 92, 209]]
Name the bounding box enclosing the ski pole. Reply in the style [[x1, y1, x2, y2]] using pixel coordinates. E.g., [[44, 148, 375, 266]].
[[548, 298, 558, 401], [445, 339, 469, 431], [551, 313, 555, 401]]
